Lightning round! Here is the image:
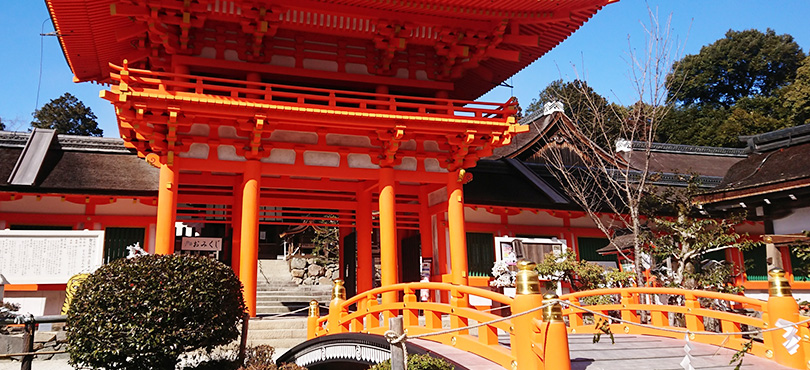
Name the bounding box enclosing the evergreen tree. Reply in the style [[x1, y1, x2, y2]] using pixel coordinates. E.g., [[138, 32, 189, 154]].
[[527, 79, 625, 148], [660, 29, 806, 147], [32, 93, 103, 137]]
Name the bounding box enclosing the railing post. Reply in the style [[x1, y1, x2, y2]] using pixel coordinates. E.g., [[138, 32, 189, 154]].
[[307, 300, 319, 339], [541, 293, 571, 370], [511, 261, 543, 370], [327, 279, 347, 334], [767, 268, 806, 369], [21, 318, 35, 370]]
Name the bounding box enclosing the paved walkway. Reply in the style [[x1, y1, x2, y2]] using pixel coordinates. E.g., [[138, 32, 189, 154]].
[[1, 334, 795, 369]]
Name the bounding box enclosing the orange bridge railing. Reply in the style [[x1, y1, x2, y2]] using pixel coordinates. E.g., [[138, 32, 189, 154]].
[[308, 267, 810, 370]]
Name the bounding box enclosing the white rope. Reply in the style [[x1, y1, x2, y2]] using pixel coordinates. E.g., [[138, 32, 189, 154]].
[[481, 305, 511, 313], [260, 305, 311, 319], [407, 300, 557, 340], [563, 300, 810, 336], [383, 330, 408, 369]]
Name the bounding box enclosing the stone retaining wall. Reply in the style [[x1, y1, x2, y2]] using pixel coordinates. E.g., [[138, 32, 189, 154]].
[[288, 255, 339, 285]]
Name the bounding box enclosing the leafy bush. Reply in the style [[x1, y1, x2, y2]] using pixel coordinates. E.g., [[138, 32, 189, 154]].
[[369, 354, 454, 370], [66, 254, 246, 370], [237, 345, 307, 370]]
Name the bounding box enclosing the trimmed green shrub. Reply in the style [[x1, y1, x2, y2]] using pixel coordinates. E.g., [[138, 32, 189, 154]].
[[66, 254, 246, 370], [369, 354, 455, 370]]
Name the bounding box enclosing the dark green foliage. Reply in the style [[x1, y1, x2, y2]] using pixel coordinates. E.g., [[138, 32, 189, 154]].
[[644, 179, 753, 291], [783, 56, 810, 125], [32, 92, 103, 136], [0, 117, 5, 131], [66, 254, 247, 370], [369, 354, 455, 370], [312, 215, 339, 262], [660, 29, 808, 147], [535, 251, 634, 295], [668, 29, 805, 108], [526, 79, 625, 148]]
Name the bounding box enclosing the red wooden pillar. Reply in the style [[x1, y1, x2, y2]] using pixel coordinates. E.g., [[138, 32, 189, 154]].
[[418, 186, 433, 271], [155, 163, 178, 255], [356, 188, 374, 293], [447, 171, 468, 287], [239, 160, 261, 317], [379, 166, 398, 305], [231, 177, 244, 275]]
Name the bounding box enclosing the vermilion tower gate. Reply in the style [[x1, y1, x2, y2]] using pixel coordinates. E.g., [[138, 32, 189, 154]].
[[46, 0, 616, 317]]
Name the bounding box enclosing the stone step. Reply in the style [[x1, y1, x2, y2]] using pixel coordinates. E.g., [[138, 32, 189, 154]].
[[256, 295, 328, 300], [256, 289, 332, 294], [247, 329, 308, 340], [247, 338, 307, 349], [249, 318, 308, 330]]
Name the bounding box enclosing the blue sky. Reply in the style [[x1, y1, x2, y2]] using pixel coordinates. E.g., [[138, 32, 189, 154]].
[[1, 1, 809, 137]]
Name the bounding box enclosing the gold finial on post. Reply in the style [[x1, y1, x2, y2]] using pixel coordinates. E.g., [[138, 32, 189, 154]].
[[332, 279, 346, 301], [307, 300, 320, 339], [308, 300, 319, 317], [542, 293, 564, 322], [768, 268, 792, 297], [515, 260, 540, 295], [766, 268, 806, 367]]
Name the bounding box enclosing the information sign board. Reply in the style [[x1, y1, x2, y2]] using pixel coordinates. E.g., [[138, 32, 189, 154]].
[[0, 230, 105, 284]]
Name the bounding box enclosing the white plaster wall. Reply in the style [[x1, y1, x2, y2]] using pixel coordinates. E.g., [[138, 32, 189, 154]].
[[4, 291, 66, 316], [303, 151, 340, 167], [464, 208, 501, 224], [95, 201, 157, 216], [394, 157, 416, 171], [569, 215, 598, 228], [507, 211, 564, 227], [774, 206, 810, 235], [347, 153, 378, 169], [0, 196, 84, 214]]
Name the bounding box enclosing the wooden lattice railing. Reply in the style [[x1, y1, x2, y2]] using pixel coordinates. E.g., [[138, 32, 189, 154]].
[[107, 61, 518, 124], [309, 268, 809, 369]]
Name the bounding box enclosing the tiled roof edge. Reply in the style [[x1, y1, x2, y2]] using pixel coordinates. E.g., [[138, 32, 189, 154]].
[[631, 141, 747, 157], [0, 131, 130, 153]]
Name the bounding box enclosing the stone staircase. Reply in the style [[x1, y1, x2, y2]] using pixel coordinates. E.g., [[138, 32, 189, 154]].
[[255, 259, 333, 315], [248, 259, 333, 353]]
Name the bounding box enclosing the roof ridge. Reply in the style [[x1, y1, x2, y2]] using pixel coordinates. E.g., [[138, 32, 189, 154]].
[[0, 131, 131, 153], [631, 141, 747, 157]]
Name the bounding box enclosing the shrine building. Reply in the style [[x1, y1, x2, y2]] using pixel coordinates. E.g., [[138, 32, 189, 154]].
[[27, 0, 621, 316], [5, 0, 797, 319]]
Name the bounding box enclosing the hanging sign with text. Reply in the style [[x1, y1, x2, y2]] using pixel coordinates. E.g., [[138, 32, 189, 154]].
[[181, 237, 222, 251]]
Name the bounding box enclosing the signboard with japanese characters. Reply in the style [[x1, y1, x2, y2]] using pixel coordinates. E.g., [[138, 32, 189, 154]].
[[0, 230, 105, 284], [181, 237, 222, 252]]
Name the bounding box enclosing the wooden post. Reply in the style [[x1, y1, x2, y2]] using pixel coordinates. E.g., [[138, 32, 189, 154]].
[[767, 268, 806, 369], [447, 170, 468, 287], [379, 167, 398, 306], [239, 160, 261, 317], [238, 312, 249, 363], [356, 188, 373, 294], [155, 163, 178, 255], [328, 279, 347, 334], [389, 316, 405, 370], [540, 293, 571, 370], [21, 321, 34, 370], [511, 261, 543, 370], [307, 300, 320, 339]]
